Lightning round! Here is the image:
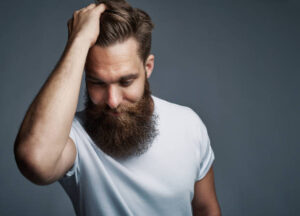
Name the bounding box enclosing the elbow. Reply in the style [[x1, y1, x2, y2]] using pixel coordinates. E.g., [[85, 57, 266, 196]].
[[14, 139, 57, 185]]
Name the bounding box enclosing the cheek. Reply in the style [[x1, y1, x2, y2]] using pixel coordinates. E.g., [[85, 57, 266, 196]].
[[123, 80, 145, 103], [87, 84, 106, 105]]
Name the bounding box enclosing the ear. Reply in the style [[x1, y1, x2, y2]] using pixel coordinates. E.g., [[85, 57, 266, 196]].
[[145, 54, 154, 79]]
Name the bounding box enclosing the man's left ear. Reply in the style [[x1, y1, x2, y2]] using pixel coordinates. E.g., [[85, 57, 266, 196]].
[[145, 54, 154, 79]]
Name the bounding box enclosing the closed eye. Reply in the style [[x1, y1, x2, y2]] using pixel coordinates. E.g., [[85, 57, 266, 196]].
[[88, 80, 106, 86], [120, 79, 133, 87]]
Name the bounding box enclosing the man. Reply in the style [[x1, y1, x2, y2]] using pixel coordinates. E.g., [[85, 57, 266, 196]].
[[14, 0, 221, 215]]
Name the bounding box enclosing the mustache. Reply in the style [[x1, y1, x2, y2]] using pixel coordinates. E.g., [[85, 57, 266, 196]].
[[85, 78, 151, 119], [87, 102, 137, 118]]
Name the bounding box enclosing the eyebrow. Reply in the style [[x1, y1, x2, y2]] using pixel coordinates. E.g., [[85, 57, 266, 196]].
[[85, 73, 139, 84]]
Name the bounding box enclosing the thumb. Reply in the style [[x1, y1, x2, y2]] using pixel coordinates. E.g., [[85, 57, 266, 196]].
[[95, 3, 106, 14]]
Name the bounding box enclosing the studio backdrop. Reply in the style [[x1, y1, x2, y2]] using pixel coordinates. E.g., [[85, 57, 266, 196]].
[[0, 0, 299, 215]]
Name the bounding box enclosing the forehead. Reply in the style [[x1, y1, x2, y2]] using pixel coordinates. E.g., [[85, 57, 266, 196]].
[[85, 38, 143, 79]]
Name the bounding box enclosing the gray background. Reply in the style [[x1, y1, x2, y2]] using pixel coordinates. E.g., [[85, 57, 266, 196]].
[[1, 0, 299, 215]]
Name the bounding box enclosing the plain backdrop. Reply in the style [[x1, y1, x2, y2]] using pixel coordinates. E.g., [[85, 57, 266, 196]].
[[1, 0, 299, 215]]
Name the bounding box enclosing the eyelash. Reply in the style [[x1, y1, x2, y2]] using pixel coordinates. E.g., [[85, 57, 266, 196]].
[[120, 80, 133, 87], [90, 81, 105, 86], [89, 80, 133, 87]]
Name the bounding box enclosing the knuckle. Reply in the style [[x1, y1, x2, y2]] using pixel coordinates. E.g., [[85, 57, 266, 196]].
[[67, 18, 72, 26], [90, 9, 97, 14]]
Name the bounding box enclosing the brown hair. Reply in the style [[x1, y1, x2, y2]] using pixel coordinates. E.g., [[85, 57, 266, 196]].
[[95, 0, 154, 64]]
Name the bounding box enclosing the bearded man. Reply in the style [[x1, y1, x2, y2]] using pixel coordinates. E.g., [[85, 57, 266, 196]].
[[14, 0, 221, 215]]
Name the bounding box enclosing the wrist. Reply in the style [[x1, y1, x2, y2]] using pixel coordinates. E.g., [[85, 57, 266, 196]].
[[67, 34, 92, 50]]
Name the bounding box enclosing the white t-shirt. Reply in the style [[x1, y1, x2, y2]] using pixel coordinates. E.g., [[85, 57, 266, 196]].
[[59, 95, 215, 216]]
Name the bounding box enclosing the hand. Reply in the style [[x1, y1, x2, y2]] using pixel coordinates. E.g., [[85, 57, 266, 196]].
[[67, 3, 106, 48]]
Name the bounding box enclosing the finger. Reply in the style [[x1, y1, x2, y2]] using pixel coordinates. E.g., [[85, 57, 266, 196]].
[[95, 3, 106, 14], [81, 3, 96, 13], [86, 3, 96, 10], [67, 19, 71, 33], [73, 10, 80, 16], [67, 18, 73, 38]]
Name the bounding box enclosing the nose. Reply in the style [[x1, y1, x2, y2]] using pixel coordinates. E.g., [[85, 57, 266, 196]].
[[105, 85, 122, 110]]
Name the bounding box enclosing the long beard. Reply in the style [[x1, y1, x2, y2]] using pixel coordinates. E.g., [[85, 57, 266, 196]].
[[83, 79, 158, 159]]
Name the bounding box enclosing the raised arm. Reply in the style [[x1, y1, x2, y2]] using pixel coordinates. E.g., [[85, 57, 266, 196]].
[[14, 3, 106, 185]]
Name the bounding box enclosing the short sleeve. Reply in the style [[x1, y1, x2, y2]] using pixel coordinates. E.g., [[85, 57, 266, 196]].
[[191, 110, 215, 181], [58, 119, 80, 182]]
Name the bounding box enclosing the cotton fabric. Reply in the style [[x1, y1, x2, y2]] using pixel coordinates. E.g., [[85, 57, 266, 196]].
[[59, 95, 215, 216]]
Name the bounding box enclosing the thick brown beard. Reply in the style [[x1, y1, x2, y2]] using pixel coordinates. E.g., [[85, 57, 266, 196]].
[[83, 78, 158, 159]]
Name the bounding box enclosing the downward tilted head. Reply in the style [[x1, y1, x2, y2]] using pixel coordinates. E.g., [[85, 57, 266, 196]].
[[84, 0, 158, 159], [95, 0, 154, 64]]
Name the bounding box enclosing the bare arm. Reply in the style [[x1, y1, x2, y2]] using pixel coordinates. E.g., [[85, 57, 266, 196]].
[[192, 167, 222, 216], [14, 3, 106, 185]]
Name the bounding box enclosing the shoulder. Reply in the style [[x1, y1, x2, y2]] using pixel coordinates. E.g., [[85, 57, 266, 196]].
[[153, 95, 193, 115], [153, 95, 206, 128]]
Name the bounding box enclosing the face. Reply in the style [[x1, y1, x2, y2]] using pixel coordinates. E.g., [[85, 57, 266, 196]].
[[83, 37, 158, 159], [85, 37, 154, 110]]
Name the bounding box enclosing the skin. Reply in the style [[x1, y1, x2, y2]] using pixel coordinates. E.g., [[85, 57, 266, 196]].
[[14, 3, 106, 185], [192, 167, 222, 216], [14, 3, 221, 215], [85, 37, 154, 111]]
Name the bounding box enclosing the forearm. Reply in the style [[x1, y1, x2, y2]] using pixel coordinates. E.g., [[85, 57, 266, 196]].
[[15, 36, 89, 169]]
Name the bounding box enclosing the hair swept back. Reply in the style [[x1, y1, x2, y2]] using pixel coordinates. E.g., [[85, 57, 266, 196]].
[[95, 0, 154, 63]]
